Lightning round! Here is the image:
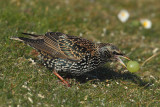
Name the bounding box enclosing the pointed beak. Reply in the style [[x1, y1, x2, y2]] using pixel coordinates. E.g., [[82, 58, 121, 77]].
[[116, 55, 130, 68], [117, 57, 127, 68], [120, 55, 130, 60]]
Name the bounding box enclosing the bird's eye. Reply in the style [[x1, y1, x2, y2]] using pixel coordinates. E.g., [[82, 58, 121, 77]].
[[113, 51, 117, 55]]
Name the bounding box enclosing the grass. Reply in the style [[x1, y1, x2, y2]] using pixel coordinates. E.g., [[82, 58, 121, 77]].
[[0, 0, 160, 106]]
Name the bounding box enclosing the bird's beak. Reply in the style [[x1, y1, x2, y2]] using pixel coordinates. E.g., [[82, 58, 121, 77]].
[[116, 55, 130, 68], [121, 56, 130, 61]]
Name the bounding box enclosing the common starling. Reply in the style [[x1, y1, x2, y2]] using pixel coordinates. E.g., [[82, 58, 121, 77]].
[[11, 32, 130, 87]]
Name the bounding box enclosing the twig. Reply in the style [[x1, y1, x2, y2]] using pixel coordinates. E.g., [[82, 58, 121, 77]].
[[141, 52, 160, 67]]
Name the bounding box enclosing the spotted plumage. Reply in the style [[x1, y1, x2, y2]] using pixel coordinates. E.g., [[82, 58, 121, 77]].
[[11, 32, 129, 86]]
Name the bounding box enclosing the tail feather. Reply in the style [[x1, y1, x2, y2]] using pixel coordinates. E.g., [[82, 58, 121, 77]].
[[22, 32, 40, 37], [10, 37, 24, 42], [10, 32, 43, 43], [11, 36, 44, 44], [11, 36, 52, 55]]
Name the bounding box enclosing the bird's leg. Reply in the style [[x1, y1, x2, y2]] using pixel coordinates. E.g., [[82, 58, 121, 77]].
[[53, 71, 70, 87]]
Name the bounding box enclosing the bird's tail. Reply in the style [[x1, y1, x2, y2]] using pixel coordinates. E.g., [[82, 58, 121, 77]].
[[10, 33, 54, 56], [10, 32, 45, 50], [10, 36, 24, 42], [21, 32, 40, 37], [10, 32, 42, 41]]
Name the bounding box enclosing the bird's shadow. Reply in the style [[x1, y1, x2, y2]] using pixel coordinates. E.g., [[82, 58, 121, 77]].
[[61, 67, 152, 88]]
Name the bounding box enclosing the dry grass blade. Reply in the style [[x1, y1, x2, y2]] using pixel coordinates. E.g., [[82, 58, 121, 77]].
[[141, 52, 160, 67]]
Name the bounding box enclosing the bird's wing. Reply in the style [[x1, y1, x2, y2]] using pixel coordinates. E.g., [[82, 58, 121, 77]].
[[11, 32, 97, 62], [56, 32, 97, 61]]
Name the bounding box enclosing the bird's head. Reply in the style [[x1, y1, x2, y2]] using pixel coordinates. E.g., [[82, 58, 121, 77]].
[[99, 43, 130, 67]]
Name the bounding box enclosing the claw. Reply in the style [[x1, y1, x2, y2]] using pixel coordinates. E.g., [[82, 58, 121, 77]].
[[53, 71, 70, 87]]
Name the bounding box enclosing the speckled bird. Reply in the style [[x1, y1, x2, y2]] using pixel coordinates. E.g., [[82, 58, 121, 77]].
[[11, 32, 130, 87]]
